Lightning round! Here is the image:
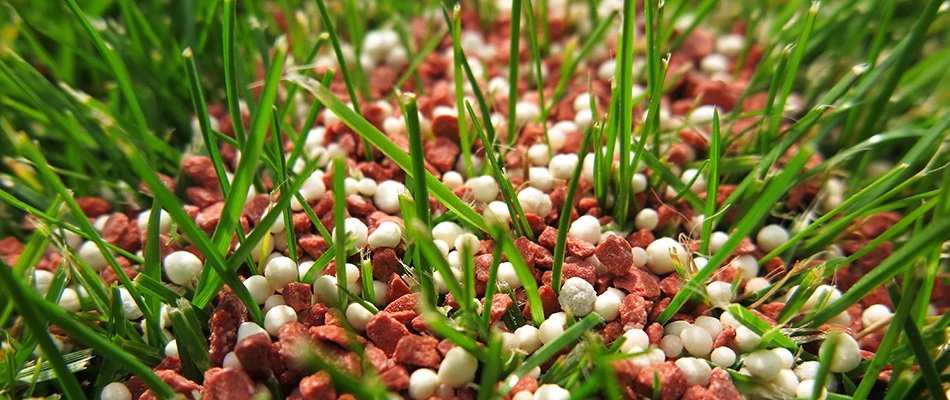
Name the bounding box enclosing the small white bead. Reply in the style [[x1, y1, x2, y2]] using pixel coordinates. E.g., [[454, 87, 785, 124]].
[[291, 172, 327, 211], [313, 275, 340, 306], [297, 261, 315, 282], [237, 322, 268, 343], [118, 288, 143, 320], [772, 369, 800, 397], [533, 384, 570, 400], [594, 291, 622, 321], [518, 187, 553, 216], [538, 313, 566, 344], [32, 270, 54, 296], [468, 175, 500, 203], [454, 233, 480, 254], [709, 232, 730, 254], [164, 339, 179, 358], [772, 347, 795, 370], [346, 303, 374, 331], [735, 325, 761, 353], [59, 288, 82, 313], [223, 351, 242, 369], [432, 221, 463, 249], [101, 382, 132, 400], [547, 126, 568, 151], [700, 53, 729, 75], [442, 171, 464, 190], [597, 59, 616, 81], [573, 92, 594, 112], [730, 254, 759, 281], [706, 281, 733, 308], [820, 331, 862, 373], [374, 180, 407, 214], [527, 167, 554, 192], [337, 218, 368, 249], [632, 247, 648, 268], [368, 221, 402, 248], [515, 325, 542, 353], [794, 361, 821, 381], [676, 357, 713, 386], [559, 277, 596, 316], [409, 368, 440, 400], [796, 380, 824, 399], [136, 209, 172, 235], [357, 178, 377, 196], [744, 277, 771, 294], [264, 256, 298, 291], [715, 34, 745, 58], [484, 201, 511, 227], [710, 346, 736, 367], [861, 304, 893, 327], [548, 154, 579, 181], [645, 237, 689, 275], [621, 329, 650, 353], [660, 335, 683, 358], [635, 208, 659, 231], [438, 347, 478, 387], [527, 144, 551, 166], [78, 241, 109, 272], [244, 275, 273, 305], [631, 173, 648, 193], [694, 316, 723, 339], [515, 102, 541, 127], [745, 349, 782, 380], [512, 391, 533, 400], [574, 109, 593, 127], [344, 178, 360, 196], [497, 262, 522, 290], [263, 295, 286, 314], [264, 305, 298, 336], [687, 105, 720, 125], [568, 215, 602, 245], [372, 280, 388, 307], [802, 285, 842, 310], [680, 326, 713, 358], [756, 224, 789, 253]]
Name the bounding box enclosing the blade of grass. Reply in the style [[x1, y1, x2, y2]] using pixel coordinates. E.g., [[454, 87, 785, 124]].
[[699, 111, 721, 254], [506, 0, 522, 146], [611, 0, 637, 227], [447, 5, 474, 177], [223, 0, 247, 145], [548, 12, 616, 108], [551, 125, 595, 293], [332, 156, 348, 309], [183, 48, 230, 192]]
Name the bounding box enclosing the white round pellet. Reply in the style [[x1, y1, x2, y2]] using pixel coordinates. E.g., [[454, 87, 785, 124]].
[[574, 109, 593, 127], [711, 346, 736, 367], [568, 215, 602, 245], [573, 92, 594, 112], [468, 175, 500, 203], [687, 105, 719, 125], [861, 304, 893, 327], [263, 295, 286, 314], [136, 209, 172, 235], [515, 102, 541, 127], [694, 316, 723, 339], [497, 262, 522, 290], [548, 153, 579, 181], [441, 172, 464, 191], [78, 241, 109, 272], [631, 173, 648, 193], [372, 280, 388, 307], [33, 270, 54, 296], [744, 277, 771, 294], [58, 288, 82, 313], [538, 313, 566, 344], [357, 178, 377, 196], [794, 360, 821, 381], [244, 275, 273, 305], [632, 247, 648, 268], [621, 329, 650, 353], [374, 180, 407, 214], [527, 144, 551, 166], [223, 351, 242, 369], [597, 59, 616, 81], [558, 277, 596, 316], [533, 384, 570, 400], [735, 325, 761, 353], [264, 305, 297, 336], [593, 291, 622, 321], [527, 167, 554, 192], [730, 254, 759, 281], [484, 201, 512, 227], [745, 349, 782, 380], [346, 303, 374, 331], [118, 288, 142, 320], [438, 347, 478, 387], [515, 325, 542, 354], [164, 339, 179, 357], [368, 221, 402, 249], [756, 224, 789, 253], [291, 172, 327, 211], [645, 237, 689, 275], [820, 331, 862, 373], [635, 208, 659, 231], [716, 34, 745, 58], [772, 347, 795, 370], [660, 335, 684, 358], [700, 53, 729, 75], [264, 256, 298, 291], [706, 232, 729, 255], [512, 391, 533, 400], [772, 369, 800, 397], [337, 218, 368, 249], [680, 326, 713, 358], [803, 285, 842, 310], [313, 275, 340, 307], [343, 177, 360, 196], [796, 379, 823, 399], [409, 368, 440, 400], [237, 322, 268, 343], [432, 222, 463, 249], [101, 382, 132, 400], [582, 155, 596, 182], [676, 357, 713, 386], [705, 281, 733, 308], [454, 233, 480, 254], [518, 187, 553, 217], [297, 261, 315, 282]]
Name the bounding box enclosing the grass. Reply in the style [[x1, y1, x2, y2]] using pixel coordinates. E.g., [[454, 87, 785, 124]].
[[1, 0, 949, 398]]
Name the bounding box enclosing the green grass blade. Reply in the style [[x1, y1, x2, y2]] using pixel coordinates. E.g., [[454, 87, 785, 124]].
[[506, 0, 522, 146], [551, 126, 595, 293]]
